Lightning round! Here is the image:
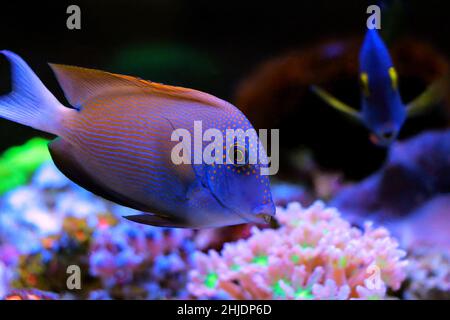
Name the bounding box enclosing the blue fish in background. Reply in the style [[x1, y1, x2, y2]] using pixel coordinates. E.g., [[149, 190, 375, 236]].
[[0, 50, 275, 228], [312, 29, 448, 146]]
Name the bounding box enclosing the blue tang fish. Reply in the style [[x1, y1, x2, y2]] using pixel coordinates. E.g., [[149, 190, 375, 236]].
[[312, 29, 448, 146], [0, 51, 275, 228]]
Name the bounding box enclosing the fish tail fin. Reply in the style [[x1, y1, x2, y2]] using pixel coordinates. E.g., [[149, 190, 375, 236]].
[[0, 50, 73, 135]]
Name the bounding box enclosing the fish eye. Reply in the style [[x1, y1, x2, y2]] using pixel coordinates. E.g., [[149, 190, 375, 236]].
[[388, 67, 398, 90], [228, 143, 249, 167], [360, 72, 370, 96]]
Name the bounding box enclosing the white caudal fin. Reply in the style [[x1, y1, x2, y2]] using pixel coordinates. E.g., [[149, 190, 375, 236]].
[[0, 50, 72, 135]]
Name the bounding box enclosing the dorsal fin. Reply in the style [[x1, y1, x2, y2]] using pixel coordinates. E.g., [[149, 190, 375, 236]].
[[49, 64, 144, 108], [49, 63, 232, 110]]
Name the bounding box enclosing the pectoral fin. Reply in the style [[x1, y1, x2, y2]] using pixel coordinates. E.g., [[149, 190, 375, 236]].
[[407, 75, 449, 117], [311, 85, 361, 121]]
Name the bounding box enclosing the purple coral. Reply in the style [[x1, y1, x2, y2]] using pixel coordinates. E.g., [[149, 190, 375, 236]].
[[332, 130, 450, 219], [332, 129, 450, 249], [188, 202, 407, 300], [389, 195, 450, 250], [89, 220, 194, 295]]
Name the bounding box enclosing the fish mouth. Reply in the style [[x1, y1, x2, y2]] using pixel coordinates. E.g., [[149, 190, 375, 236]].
[[370, 132, 397, 147], [369, 124, 399, 147], [249, 213, 274, 225], [244, 203, 276, 224]]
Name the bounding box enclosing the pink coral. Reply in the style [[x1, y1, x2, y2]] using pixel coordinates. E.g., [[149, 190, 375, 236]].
[[188, 202, 407, 300], [404, 247, 450, 300]]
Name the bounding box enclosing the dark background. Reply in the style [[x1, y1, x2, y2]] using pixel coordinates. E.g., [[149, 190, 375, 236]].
[[0, 0, 448, 178]]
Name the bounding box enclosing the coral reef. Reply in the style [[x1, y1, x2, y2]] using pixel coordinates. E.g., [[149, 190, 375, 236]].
[[403, 247, 450, 300], [2, 138, 449, 300], [89, 220, 194, 299], [188, 202, 407, 300], [2, 288, 59, 300], [0, 160, 195, 299]]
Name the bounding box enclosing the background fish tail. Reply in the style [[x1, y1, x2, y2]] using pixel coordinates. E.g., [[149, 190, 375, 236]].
[[0, 50, 74, 136]]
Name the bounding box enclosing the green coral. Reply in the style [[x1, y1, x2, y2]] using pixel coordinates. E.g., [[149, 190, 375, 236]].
[[295, 287, 313, 299], [0, 137, 51, 194], [204, 272, 219, 289], [272, 280, 288, 298], [252, 254, 269, 266]]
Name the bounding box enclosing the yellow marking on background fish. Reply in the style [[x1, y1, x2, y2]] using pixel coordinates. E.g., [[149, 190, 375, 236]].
[[360, 72, 370, 96], [388, 67, 398, 90]]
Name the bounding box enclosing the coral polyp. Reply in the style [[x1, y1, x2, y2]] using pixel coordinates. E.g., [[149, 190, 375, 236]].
[[188, 202, 408, 300]]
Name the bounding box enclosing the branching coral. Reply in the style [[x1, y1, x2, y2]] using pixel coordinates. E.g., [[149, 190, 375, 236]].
[[188, 202, 407, 300], [89, 219, 194, 299], [403, 247, 450, 300]]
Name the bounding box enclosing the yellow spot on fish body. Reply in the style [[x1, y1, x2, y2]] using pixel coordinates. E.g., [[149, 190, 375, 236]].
[[388, 67, 398, 90], [360, 72, 370, 96]]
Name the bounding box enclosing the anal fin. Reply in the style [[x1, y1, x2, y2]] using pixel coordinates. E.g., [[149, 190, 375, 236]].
[[124, 214, 188, 228]]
